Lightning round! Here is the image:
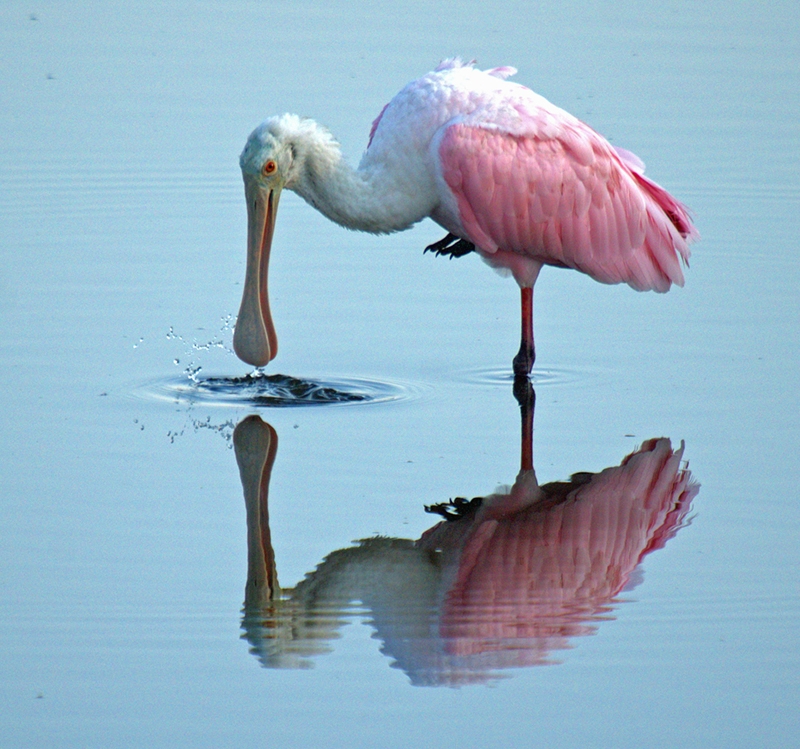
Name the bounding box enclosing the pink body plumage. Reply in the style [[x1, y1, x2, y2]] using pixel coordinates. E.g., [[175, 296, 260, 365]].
[[365, 58, 697, 290]]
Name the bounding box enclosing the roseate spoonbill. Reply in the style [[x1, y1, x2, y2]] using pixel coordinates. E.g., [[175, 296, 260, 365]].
[[234, 58, 698, 375]]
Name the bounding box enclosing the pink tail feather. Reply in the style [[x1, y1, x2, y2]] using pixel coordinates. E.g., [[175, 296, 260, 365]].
[[633, 172, 699, 247]]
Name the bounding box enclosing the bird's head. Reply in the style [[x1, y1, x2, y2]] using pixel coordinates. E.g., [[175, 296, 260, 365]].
[[233, 116, 299, 367], [234, 114, 341, 366]]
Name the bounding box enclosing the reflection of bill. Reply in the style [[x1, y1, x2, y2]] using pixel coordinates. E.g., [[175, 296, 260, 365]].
[[234, 404, 698, 686]]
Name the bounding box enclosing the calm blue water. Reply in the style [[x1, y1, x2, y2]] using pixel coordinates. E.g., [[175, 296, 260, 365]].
[[1, 2, 798, 747]]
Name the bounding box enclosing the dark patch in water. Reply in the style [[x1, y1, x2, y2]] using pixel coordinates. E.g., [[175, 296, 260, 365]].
[[203, 373, 368, 406], [136, 372, 414, 408]]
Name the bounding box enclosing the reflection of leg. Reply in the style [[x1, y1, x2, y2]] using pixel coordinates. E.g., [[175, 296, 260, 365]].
[[513, 377, 535, 472], [512, 287, 535, 376], [233, 416, 279, 608]]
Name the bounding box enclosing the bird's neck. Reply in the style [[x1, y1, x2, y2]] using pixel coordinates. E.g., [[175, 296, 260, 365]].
[[288, 123, 435, 234]]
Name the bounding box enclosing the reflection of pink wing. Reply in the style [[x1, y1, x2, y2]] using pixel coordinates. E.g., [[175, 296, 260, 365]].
[[438, 121, 696, 291], [419, 439, 697, 677]]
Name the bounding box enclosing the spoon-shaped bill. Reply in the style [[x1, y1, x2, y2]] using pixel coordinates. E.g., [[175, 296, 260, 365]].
[[233, 182, 280, 367]]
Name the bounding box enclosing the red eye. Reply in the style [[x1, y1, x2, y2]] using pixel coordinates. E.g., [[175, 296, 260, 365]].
[[263, 160, 277, 176]]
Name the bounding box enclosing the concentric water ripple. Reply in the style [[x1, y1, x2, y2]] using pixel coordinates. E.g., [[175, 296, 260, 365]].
[[456, 365, 610, 388], [135, 371, 419, 408]]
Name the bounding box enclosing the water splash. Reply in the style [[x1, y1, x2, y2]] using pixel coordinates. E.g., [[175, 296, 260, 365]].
[[167, 415, 238, 446], [133, 316, 419, 408], [165, 314, 235, 382]]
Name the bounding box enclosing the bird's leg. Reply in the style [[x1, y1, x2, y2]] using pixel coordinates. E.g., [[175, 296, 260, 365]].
[[424, 233, 475, 259], [512, 286, 535, 377], [513, 376, 535, 472]]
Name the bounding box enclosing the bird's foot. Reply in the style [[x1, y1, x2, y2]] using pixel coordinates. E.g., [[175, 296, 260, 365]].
[[424, 232, 475, 259], [512, 342, 535, 377]]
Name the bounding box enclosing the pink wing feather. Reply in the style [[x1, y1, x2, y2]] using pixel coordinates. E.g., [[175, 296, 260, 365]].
[[439, 119, 697, 292]]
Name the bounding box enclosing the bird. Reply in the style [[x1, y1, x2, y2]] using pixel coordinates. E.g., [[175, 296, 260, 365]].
[[233, 58, 698, 375]]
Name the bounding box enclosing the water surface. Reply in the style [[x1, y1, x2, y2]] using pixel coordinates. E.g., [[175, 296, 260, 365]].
[[1, 2, 798, 747]]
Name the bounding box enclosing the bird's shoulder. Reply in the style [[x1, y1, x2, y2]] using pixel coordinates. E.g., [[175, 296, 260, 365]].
[[432, 65, 590, 138], [369, 62, 582, 149]]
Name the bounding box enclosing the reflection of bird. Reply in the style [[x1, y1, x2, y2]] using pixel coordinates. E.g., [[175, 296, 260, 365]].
[[234, 403, 698, 685], [234, 58, 698, 374]]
